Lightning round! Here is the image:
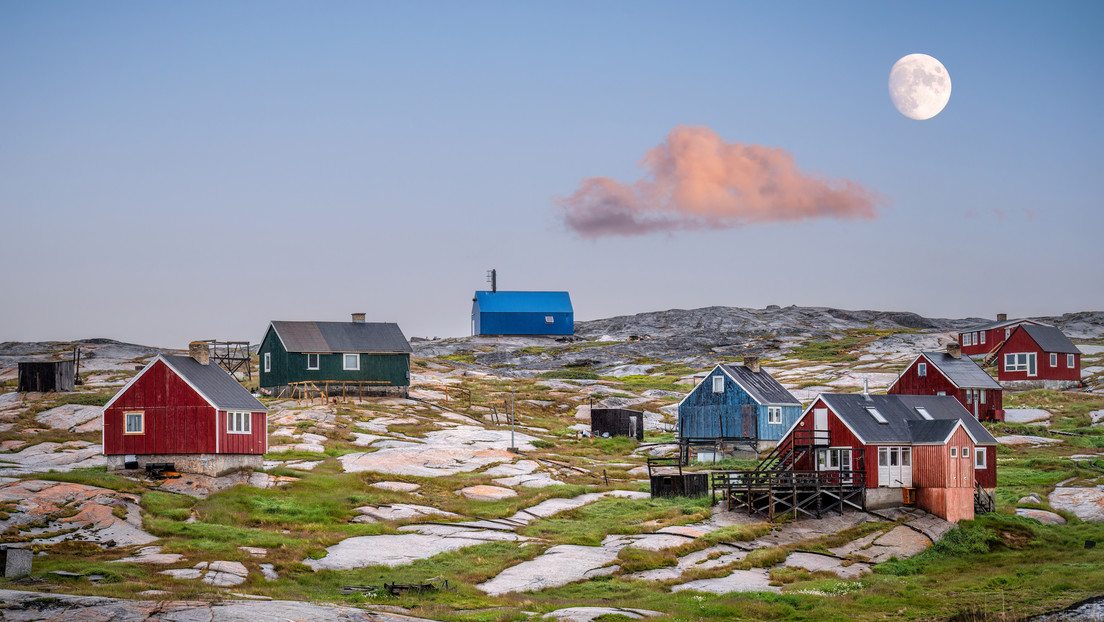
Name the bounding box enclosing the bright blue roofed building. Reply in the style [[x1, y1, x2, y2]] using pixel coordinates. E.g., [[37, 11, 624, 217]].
[[472, 290, 574, 336]]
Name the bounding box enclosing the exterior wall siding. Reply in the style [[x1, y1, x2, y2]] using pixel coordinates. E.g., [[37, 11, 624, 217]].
[[103, 360, 217, 456], [959, 321, 1039, 356], [258, 326, 410, 389], [788, 399, 873, 486], [678, 368, 800, 441], [889, 356, 1003, 420], [474, 310, 574, 336], [998, 328, 1080, 382], [216, 411, 268, 455]]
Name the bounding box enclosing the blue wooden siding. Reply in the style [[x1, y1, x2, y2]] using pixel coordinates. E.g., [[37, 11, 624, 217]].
[[474, 310, 573, 336], [678, 368, 802, 441]]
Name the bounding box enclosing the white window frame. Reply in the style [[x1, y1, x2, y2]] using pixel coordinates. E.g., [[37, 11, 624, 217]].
[[307, 353, 320, 370], [980, 331, 985, 345], [966, 389, 973, 404], [263, 352, 271, 373], [545, 315, 555, 324], [962, 446, 970, 458], [975, 447, 987, 469], [979, 389, 986, 404], [124, 411, 144, 435], [227, 411, 252, 434], [767, 406, 782, 425], [343, 353, 360, 371], [918, 362, 927, 377], [1005, 352, 1036, 375], [950, 447, 957, 458], [1050, 353, 1058, 367], [712, 375, 724, 393], [1068, 354, 1075, 368], [964, 333, 972, 346]]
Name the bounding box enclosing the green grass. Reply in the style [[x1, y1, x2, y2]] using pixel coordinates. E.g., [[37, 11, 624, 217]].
[[519, 496, 711, 546], [539, 370, 600, 380], [24, 467, 148, 494]]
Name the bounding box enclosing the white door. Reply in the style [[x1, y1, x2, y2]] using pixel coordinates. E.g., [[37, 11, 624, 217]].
[[814, 408, 829, 445], [878, 447, 913, 487]]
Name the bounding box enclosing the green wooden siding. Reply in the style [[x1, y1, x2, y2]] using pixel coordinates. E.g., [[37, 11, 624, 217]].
[[259, 326, 409, 388]]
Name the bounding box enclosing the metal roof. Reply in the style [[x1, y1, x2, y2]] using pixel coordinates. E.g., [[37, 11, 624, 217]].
[[1016, 324, 1081, 354], [922, 353, 1001, 389], [474, 291, 573, 313], [270, 321, 413, 354], [819, 394, 996, 445], [162, 355, 267, 412], [961, 318, 1047, 332], [720, 364, 802, 405], [907, 419, 961, 444]]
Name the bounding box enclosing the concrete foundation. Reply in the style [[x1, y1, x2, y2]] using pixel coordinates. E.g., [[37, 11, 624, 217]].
[[261, 384, 409, 399], [864, 487, 907, 511], [105, 453, 262, 477], [1000, 379, 1081, 391]]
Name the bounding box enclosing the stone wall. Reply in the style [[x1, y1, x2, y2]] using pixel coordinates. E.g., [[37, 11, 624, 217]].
[[105, 453, 262, 477]]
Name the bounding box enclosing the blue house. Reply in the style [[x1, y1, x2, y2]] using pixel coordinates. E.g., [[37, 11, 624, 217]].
[[677, 357, 802, 457], [472, 291, 574, 336]]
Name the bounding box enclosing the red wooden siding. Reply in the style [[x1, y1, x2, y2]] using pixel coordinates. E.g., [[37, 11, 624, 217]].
[[216, 411, 268, 454], [913, 426, 975, 489], [104, 360, 216, 455], [789, 399, 878, 487], [889, 356, 1003, 421], [974, 445, 996, 488], [998, 328, 1080, 382], [959, 321, 1039, 356]]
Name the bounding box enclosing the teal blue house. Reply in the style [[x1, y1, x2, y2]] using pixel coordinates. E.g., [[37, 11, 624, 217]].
[[677, 358, 802, 455]]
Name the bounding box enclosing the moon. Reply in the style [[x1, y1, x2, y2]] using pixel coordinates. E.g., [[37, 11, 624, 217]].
[[889, 53, 951, 120]]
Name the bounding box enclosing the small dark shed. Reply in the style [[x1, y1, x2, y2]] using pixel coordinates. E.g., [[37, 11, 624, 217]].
[[590, 408, 644, 440], [18, 361, 75, 393]]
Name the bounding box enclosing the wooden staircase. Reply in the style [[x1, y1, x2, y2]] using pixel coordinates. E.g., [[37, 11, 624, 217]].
[[974, 482, 995, 514], [982, 340, 1005, 367]]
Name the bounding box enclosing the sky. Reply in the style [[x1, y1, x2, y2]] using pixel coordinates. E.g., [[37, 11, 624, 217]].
[[2, 2, 1102, 348]]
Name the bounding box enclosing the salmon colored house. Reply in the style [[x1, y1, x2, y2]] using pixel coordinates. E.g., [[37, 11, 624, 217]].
[[102, 342, 267, 476], [783, 393, 996, 522]]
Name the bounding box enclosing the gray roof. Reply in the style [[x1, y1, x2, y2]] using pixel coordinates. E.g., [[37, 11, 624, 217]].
[[961, 318, 1046, 332], [720, 364, 801, 405], [270, 321, 413, 354], [1014, 325, 1081, 354], [819, 394, 996, 445], [907, 419, 960, 444], [162, 355, 267, 412], [921, 353, 1001, 389]]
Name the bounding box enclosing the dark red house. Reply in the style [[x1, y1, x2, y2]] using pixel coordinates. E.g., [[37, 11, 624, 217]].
[[995, 324, 1081, 389], [958, 314, 1047, 358], [887, 344, 1004, 421], [783, 393, 996, 522], [103, 342, 267, 476]]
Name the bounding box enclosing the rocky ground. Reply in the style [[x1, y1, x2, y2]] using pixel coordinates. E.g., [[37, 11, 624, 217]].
[[1, 306, 1103, 620]]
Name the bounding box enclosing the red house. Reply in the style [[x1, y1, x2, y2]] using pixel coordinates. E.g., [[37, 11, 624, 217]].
[[784, 393, 996, 522], [103, 342, 268, 476], [995, 324, 1081, 390], [888, 344, 1004, 421], [958, 314, 1047, 358]]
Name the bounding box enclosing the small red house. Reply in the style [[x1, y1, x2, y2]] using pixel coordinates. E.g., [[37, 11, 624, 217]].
[[888, 344, 1004, 421], [784, 393, 996, 522], [995, 324, 1081, 389], [958, 314, 1047, 358], [103, 343, 267, 476]]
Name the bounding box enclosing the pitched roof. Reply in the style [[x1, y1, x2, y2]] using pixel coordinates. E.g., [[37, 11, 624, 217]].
[[818, 394, 996, 445], [1013, 324, 1081, 354], [720, 364, 802, 406], [960, 318, 1047, 333], [162, 355, 267, 411], [907, 419, 961, 444], [921, 353, 1001, 389], [474, 291, 573, 313], [269, 321, 412, 354]]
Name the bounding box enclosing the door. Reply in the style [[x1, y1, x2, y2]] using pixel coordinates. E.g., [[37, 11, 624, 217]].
[[814, 408, 829, 445], [878, 447, 912, 487]]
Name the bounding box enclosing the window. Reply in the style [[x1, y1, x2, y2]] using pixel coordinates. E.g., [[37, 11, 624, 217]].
[[1005, 352, 1036, 375], [979, 389, 986, 404], [980, 332, 985, 345], [962, 446, 970, 458], [975, 447, 987, 469], [950, 447, 957, 457], [1050, 353, 1058, 367], [964, 333, 972, 346], [974, 332, 980, 345], [1068, 354, 1075, 368], [937, 391, 946, 396], [124, 411, 144, 435], [918, 362, 927, 377], [263, 352, 271, 373], [901, 447, 911, 467], [878, 447, 888, 467], [545, 315, 554, 324], [1005, 327, 1012, 339], [865, 407, 888, 424], [966, 389, 973, 404], [767, 406, 782, 424], [915, 407, 933, 420], [228, 411, 251, 434], [343, 353, 359, 371], [307, 353, 320, 370], [712, 375, 724, 393]]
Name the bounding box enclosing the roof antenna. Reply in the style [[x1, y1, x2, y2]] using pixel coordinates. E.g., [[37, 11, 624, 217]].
[[486, 268, 497, 293]]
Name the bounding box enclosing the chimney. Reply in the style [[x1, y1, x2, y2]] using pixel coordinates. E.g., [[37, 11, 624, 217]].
[[744, 356, 760, 373], [189, 341, 210, 366], [947, 342, 962, 359], [351, 313, 366, 324], [997, 313, 1007, 322]]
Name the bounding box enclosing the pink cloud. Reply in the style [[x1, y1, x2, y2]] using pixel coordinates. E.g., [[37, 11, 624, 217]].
[[994, 209, 1007, 220], [556, 125, 888, 237]]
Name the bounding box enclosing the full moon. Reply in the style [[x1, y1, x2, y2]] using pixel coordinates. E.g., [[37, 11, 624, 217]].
[[889, 53, 951, 120]]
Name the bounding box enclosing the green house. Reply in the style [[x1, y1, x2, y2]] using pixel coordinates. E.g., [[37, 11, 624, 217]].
[[259, 314, 412, 397]]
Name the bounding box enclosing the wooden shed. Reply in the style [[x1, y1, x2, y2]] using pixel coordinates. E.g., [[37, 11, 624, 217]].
[[17, 360, 75, 393], [888, 344, 1004, 421], [590, 408, 644, 440], [259, 314, 412, 398], [102, 343, 267, 476]]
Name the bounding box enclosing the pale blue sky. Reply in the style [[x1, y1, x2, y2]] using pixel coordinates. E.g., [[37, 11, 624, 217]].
[[2, 2, 1102, 347]]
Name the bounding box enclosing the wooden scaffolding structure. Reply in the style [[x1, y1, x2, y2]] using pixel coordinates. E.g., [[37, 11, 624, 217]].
[[203, 340, 252, 382], [287, 380, 390, 405]]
